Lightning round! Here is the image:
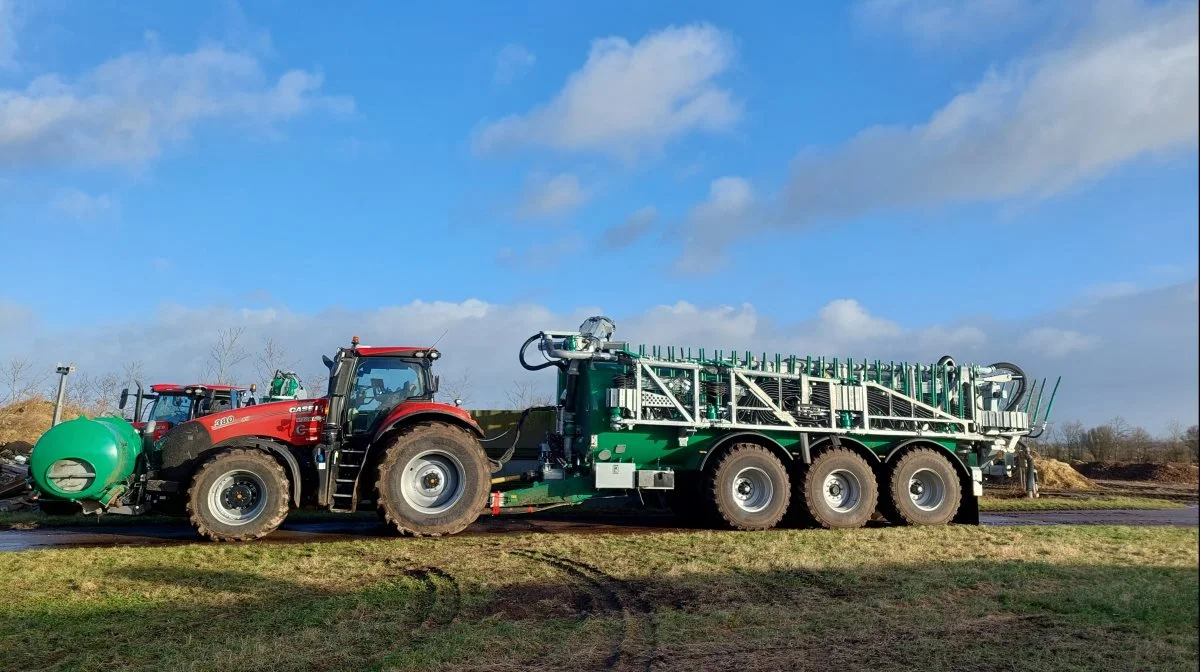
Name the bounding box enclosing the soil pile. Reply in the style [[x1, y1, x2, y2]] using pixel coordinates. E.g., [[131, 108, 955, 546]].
[[0, 399, 92, 452], [1077, 461, 1199, 485], [1034, 457, 1096, 489]]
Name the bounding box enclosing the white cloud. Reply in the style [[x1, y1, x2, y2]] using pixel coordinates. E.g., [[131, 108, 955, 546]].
[[50, 188, 114, 220], [0, 279, 1195, 428], [0, 38, 354, 169], [670, 2, 1198, 271], [817, 299, 903, 342], [602, 205, 657, 249], [784, 2, 1197, 220], [473, 23, 740, 161], [515, 172, 588, 219], [675, 176, 756, 273], [1019, 327, 1096, 358], [1082, 281, 1139, 302], [494, 43, 535, 85]]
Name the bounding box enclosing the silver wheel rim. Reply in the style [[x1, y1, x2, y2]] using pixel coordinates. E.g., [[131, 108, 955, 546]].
[[731, 466, 774, 513], [399, 450, 465, 515], [823, 469, 862, 512], [909, 468, 946, 511], [208, 470, 268, 526]]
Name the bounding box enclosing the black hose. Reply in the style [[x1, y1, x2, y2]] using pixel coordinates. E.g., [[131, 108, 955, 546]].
[[519, 334, 560, 371], [488, 404, 557, 472], [988, 362, 1027, 411]]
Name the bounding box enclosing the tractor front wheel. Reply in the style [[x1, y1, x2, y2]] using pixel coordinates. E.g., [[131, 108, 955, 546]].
[[375, 422, 489, 537], [187, 449, 290, 541]]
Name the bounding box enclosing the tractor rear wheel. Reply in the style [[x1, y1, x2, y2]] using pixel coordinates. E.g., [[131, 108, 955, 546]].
[[706, 444, 791, 531], [883, 448, 962, 526], [187, 449, 290, 541], [798, 448, 878, 529], [375, 422, 489, 537]]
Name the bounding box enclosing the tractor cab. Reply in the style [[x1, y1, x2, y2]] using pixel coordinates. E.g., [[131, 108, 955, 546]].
[[120, 383, 251, 440], [321, 337, 442, 437], [317, 336, 467, 512]]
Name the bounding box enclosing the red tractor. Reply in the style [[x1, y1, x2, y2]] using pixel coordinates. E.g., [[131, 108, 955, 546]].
[[120, 383, 253, 442], [144, 337, 489, 540]]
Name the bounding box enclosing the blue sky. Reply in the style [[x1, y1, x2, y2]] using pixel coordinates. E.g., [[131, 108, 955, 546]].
[[1, 0, 1197, 429]]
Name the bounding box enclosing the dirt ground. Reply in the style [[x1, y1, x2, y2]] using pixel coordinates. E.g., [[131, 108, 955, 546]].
[[1076, 461, 1199, 485]]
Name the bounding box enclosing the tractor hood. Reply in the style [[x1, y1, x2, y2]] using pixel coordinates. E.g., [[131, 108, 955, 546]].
[[195, 398, 328, 442]]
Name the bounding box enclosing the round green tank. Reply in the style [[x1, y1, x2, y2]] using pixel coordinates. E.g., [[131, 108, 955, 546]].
[[29, 415, 143, 502]]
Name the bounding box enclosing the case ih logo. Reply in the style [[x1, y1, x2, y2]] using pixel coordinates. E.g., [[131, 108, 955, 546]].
[[289, 405, 316, 413]]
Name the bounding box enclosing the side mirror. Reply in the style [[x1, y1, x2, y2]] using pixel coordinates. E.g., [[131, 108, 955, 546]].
[[322, 355, 334, 370], [431, 375, 440, 394], [119, 388, 129, 410]]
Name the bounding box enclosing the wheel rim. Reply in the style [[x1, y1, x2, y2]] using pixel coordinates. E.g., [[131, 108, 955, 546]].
[[208, 470, 268, 526], [823, 469, 862, 513], [399, 450, 466, 515], [908, 468, 946, 511], [731, 466, 774, 513]]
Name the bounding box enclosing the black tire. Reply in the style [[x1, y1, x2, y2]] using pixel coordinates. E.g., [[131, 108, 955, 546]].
[[799, 448, 878, 529], [187, 449, 290, 541], [883, 448, 962, 526], [706, 444, 790, 531], [375, 422, 489, 537], [38, 500, 80, 516]]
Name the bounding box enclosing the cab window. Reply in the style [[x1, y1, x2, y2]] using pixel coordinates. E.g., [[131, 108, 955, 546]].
[[148, 395, 194, 424], [346, 357, 426, 434]]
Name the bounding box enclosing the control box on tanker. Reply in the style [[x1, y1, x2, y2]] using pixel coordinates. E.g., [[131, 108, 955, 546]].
[[26, 320, 1058, 541]]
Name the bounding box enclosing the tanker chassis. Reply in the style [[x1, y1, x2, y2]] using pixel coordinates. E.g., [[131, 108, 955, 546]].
[[27, 317, 1057, 540]]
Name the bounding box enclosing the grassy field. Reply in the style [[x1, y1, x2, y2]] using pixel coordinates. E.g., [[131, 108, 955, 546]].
[[0, 524, 1195, 672], [978, 496, 1190, 512]]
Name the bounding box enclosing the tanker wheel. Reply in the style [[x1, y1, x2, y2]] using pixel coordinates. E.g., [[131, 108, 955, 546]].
[[375, 422, 489, 537], [883, 448, 961, 526], [798, 448, 878, 529], [187, 449, 290, 542], [706, 444, 791, 531]]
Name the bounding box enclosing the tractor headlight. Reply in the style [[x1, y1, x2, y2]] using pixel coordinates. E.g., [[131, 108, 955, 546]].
[[46, 458, 96, 493]]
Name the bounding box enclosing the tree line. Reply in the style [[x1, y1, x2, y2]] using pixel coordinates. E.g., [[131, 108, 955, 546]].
[[1031, 418, 1198, 464]]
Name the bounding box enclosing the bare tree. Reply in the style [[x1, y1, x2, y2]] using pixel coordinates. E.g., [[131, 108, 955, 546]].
[[1060, 420, 1085, 462], [59, 371, 96, 411], [438, 368, 474, 407], [504, 380, 555, 409], [1163, 420, 1185, 462], [253, 337, 299, 394], [122, 360, 145, 389], [1127, 427, 1154, 462], [203, 327, 250, 385], [91, 373, 124, 415], [1185, 425, 1199, 465], [2, 357, 43, 404]]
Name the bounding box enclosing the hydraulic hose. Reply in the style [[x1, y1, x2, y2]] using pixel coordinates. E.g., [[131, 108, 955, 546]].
[[488, 404, 557, 472], [988, 362, 1028, 411], [519, 334, 560, 371]]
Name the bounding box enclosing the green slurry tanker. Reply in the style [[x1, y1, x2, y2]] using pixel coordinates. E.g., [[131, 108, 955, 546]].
[[28, 317, 1058, 541]]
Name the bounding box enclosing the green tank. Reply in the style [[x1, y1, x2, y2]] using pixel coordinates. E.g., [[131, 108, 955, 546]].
[[29, 415, 143, 503]]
